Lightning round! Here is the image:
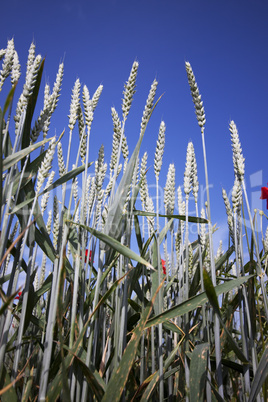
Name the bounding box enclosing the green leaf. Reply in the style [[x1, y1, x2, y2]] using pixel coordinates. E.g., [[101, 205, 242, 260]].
[[63, 346, 106, 401], [102, 291, 158, 402], [0, 366, 18, 402], [203, 268, 221, 315], [21, 366, 34, 402], [2, 137, 51, 171], [67, 221, 154, 270], [14, 179, 56, 262], [3, 82, 17, 117], [11, 150, 47, 195], [249, 345, 268, 402], [42, 162, 93, 196], [140, 338, 182, 401], [47, 269, 130, 400], [10, 163, 92, 215], [203, 268, 249, 364], [145, 275, 254, 329], [133, 210, 208, 224], [190, 343, 209, 402], [215, 245, 235, 271], [35, 226, 56, 262], [103, 129, 145, 243]]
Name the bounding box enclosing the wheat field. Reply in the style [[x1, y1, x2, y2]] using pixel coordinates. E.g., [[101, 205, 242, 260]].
[[0, 39, 267, 401]]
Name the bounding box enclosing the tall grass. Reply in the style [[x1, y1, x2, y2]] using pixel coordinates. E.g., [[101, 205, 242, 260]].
[[0, 39, 268, 401]]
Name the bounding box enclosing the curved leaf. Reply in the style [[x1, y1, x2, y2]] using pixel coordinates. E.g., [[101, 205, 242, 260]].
[[67, 220, 154, 270], [203, 268, 248, 364], [10, 163, 91, 215], [134, 210, 208, 224], [145, 275, 254, 329], [3, 137, 51, 172], [190, 343, 209, 402]]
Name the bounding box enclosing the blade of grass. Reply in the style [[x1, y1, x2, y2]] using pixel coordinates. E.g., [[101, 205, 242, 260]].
[[203, 268, 248, 364], [190, 343, 209, 402], [145, 275, 254, 329], [134, 209, 208, 224], [67, 221, 154, 270], [3, 137, 51, 171], [102, 281, 163, 402]]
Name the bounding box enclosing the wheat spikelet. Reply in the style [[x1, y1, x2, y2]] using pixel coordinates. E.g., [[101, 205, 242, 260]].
[[57, 142, 66, 177], [69, 78, 81, 131], [13, 48, 42, 133], [95, 145, 105, 192], [177, 186, 183, 214], [140, 79, 158, 136], [145, 196, 155, 236], [175, 229, 181, 263], [36, 137, 56, 193], [190, 142, 199, 203], [43, 83, 50, 108], [44, 208, 52, 234], [50, 62, 64, 112], [184, 142, 193, 198], [23, 54, 42, 100], [185, 61, 206, 129], [154, 121, 166, 180], [215, 240, 223, 261], [200, 208, 207, 250], [30, 107, 51, 143], [0, 48, 5, 61], [92, 84, 103, 111], [83, 84, 93, 130], [121, 134, 129, 161], [11, 50, 21, 85], [122, 61, 138, 119], [229, 120, 245, 181], [0, 38, 15, 91], [42, 63, 64, 138], [222, 188, 234, 244], [188, 244, 193, 280], [78, 104, 87, 163], [26, 42, 36, 77], [232, 176, 242, 213], [94, 147, 107, 224], [140, 152, 149, 209], [87, 176, 96, 216], [264, 227, 268, 253], [110, 107, 121, 171], [164, 163, 175, 215]]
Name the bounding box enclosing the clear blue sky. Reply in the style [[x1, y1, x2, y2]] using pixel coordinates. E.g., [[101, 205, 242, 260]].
[[1, 0, 268, 248]]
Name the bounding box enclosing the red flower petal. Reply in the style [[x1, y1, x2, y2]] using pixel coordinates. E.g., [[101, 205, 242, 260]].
[[85, 249, 93, 263], [260, 187, 268, 200], [260, 187, 268, 209], [161, 259, 167, 275], [15, 291, 22, 300]]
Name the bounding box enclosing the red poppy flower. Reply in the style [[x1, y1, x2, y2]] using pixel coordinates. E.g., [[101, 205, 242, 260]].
[[84, 249, 93, 263], [161, 259, 167, 275], [15, 291, 22, 300], [260, 186, 268, 209]]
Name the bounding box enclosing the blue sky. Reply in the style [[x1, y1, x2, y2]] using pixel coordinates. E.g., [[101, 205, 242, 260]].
[[1, 0, 268, 249]]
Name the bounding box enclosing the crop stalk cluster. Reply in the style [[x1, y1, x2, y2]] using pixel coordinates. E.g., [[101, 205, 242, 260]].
[[0, 39, 267, 401]]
